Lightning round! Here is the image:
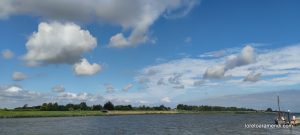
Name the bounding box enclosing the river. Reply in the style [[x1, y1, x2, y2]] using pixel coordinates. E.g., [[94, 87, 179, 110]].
[[0, 113, 299, 135]]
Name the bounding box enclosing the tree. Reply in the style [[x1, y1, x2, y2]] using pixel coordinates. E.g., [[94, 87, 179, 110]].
[[66, 103, 74, 111], [115, 105, 133, 110], [177, 104, 184, 110], [158, 105, 166, 110], [40, 103, 48, 111], [48, 103, 55, 111], [92, 104, 103, 110], [53, 102, 59, 111], [79, 102, 88, 110], [175, 104, 256, 111], [103, 101, 114, 110], [22, 104, 28, 109], [266, 108, 273, 112]]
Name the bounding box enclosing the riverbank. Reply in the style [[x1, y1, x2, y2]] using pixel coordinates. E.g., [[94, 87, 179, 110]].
[[0, 110, 105, 118], [0, 110, 272, 118]]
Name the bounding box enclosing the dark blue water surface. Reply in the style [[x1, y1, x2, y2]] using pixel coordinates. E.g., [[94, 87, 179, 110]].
[[0, 113, 299, 135]]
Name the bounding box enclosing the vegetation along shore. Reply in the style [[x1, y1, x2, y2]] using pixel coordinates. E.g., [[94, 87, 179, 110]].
[[0, 101, 273, 118]]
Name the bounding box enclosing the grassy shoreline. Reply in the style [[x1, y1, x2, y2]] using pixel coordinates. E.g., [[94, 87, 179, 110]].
[[0, 110, 272, 118]]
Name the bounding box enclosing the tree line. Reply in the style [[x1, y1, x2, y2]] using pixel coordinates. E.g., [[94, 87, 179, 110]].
[[14, 101, 171, 111], [13, 102, 257, 112], [176, 104, 256, 111]]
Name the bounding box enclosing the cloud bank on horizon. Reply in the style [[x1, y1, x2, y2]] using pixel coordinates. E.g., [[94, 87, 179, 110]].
[[1, 43, 300, 108], [134, 45, 300, 104], [0, 0, 300, 110]]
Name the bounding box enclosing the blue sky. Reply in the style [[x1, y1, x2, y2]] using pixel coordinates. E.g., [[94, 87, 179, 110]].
[[1, 0, 300, 111]]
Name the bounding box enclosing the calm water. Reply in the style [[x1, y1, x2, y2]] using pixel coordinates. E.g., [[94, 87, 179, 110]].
[[0, 113, 299, 135]]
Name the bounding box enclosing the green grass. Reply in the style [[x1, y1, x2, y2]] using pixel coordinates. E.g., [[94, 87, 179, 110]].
[[0, 110, 105, 118], [106, 110, 180, 115]]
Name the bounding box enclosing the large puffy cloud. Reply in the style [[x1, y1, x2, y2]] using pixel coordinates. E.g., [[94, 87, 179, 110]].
[[12, 71, 28, 81], [73, 58, 101, 76], [0, 0, 198, 47], [1, 49, 14, 59], [204, 45, 256, 79], [23, 22, 97, 66], [224, 45, 256, 70]]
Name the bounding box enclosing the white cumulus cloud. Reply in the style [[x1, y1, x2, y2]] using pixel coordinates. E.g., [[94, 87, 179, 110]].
[[5, 86, 22, 93], [23, 22, 97, 66], [73, 58, 101, 76], [225, 45, 256, 70], [204, 45, 256, 79]]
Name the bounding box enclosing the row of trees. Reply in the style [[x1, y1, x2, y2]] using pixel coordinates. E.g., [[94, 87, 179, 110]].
[[15, 101, 171, 111], [14, 102, 258, 112], [176, 104, 256, 111], [14, 102, 95, 111]]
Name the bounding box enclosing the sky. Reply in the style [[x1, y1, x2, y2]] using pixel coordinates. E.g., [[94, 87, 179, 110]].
[[0, 0, 300, 111]]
